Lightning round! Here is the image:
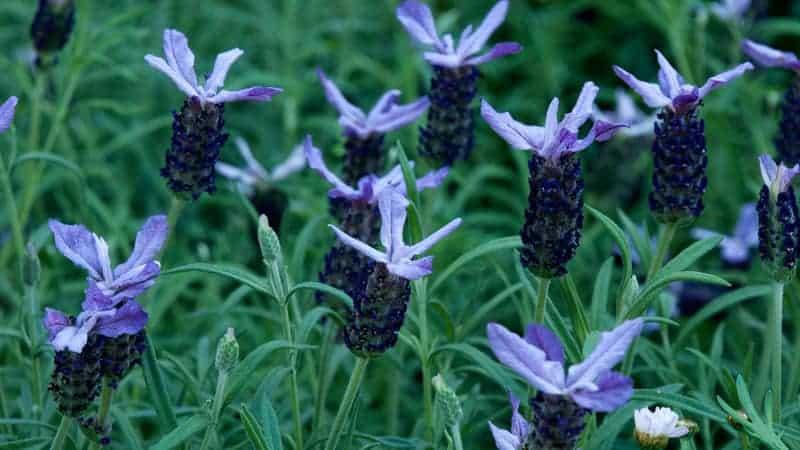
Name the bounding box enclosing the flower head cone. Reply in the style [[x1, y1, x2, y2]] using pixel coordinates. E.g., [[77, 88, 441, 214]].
[[396, 0, 522, 165], [145, 29, 281, 200], [614, 50, 753, 225], [30, 0, 75, 68], [757, 154, 800, 282], [482, 82, 625, 278]]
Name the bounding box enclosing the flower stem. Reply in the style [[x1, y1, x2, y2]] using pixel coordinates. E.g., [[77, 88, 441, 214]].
[[534, 278, 551, 323], [415, 280, 435, 441], [89, 378, 113, 450], [770, 282, 784, 422], [49, 415, 71, 450], [646, 223, 677, 282], [325, 357, 369, 450], [282, 304, 304, 450], [0, 145, 25, 280], [451, 424, 464, 450], [199, 370, 228, 450], [164, 197, 185, 251]]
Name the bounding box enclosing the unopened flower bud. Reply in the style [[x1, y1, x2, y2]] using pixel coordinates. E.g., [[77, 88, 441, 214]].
[[432, 374, 463, 428], [258, 215, 283, 264], [215, 328, 239, 373]]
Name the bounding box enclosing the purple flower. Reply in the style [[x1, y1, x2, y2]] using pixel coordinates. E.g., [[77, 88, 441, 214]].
[[0, 96, 18, 133], [317, 69, 429, 139], [487, 319, 644, 412], [329, 189, 462, 280], [145, 29, 282, 104], [489, 393, 530, 450], [613, 50, 753, 113], [593, 90, 656, 138], [481, 82, 626, 161], [396, 0, 521, 68], [48, 215, 168, 302], [710, 0, 750, 22], [742, 40, 800, 73], [759, 154, 800, 195], [216, 137, 306, 196], [304, 135, 449, 203], [691, 203, 758, 266]]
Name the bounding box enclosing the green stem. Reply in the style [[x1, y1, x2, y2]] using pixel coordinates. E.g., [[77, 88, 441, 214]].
[[49, 415, 71, 450], [534, 278, 551, 323], [282, 304, 303, 450], [89, 379, 113, 450], [0, 149, 25, 279], [199, 371, 228, 450], [646, 223, 677, 282], [770, 282, 784, 422], [325, 357, 369, 450], [163, 197, 185, 254], [450, 424, 464, 450], [416, 280, 434, 441], [313, 323, 335, 431]]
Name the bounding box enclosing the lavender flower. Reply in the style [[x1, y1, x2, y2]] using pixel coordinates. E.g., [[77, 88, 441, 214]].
[[145, 29, 282, 200], [397, 0, 522, 165], [30, 0, 75, 68], [743, 40, 800, 165], [481, 82, 624, 278], [614, 50, 753, 225], [488, 393, 529, 450], [488, 319, 644, 449], [331, 189, 461, 356], [634, 407, 690, 449], [593, 90, 656, 139], [757, 154, 800, 282], [318, 69, 428, 184], [691, 203, 758, 268], [0, 97, 18, 133], [710, 0, 751, 22]]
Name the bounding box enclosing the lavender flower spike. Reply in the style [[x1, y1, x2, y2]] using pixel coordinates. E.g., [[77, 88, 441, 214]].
[[330, 189, 461, 281], [48, 215, 168, 302], [691, 203, 758, 268], [593, 90, 656, 138], [757, 155, 800, 282], [216, 137, 306, 196], [0, 96, 18, 133]]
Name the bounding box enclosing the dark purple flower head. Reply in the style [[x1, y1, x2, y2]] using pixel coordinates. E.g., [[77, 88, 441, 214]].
[[743, 40, 800, 73], [304, 135, 449, 203], [396, 0, 521, 68], [614, 50, 753, 113], [488, 393, 530, 450], [691, 203, 758, 266], [0, 96, 18, 133], [317, 69, 429, 139], [145, 29, 282, 105], [760, 154, 800, 196], [216, 137, 306, 196], [487, 319, 643, 412], [482, 82, 626, 161], [48, 215, 167, 302], [330, 189, 462, 280]]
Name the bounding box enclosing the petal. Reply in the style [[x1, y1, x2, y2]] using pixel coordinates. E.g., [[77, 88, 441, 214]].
[[387, 257, 433, 280], [488, 422, 521, 450], [107, 261, 160, 301], [114, 215, 168, 278], [464, 42, 522, 66], [317, 69, 367, 125], [458, 0, 509, 57], [0, 96, 18, 133], [486, 322, 566, 394], [270, 142, 307, 181], [570, 371, 633, 412], [566, 318, 643, 390], [163, 29, 198, 89], [742, 40, 800, 71], [48, 219, 103, 279], [304, 136, 360, 198], [415, 167, 449, 192], [216, 161, 256, 186], [422, 51, 463, 68], [234, 137, 269, 179], [329, 224, 387, 263], [613, 65, 671, 109], [655, 50, 682, 98], [210, 86, 282, 103], [377, 189, 410, 255], [524, 324, 565, 364], [205, 48, 243, 94], [543, 98, 560, 145], [561, 82, 599, 132], [368, 90, 401, 118], [698, 62, 754, 99], [52, 315, 98, 353], [720, 239, 750, 265], [43, 308, 70, 339], [95, 300, 148, 338], [734, 203, 759, 247], [403, 217, 462, 259], [396, 0, 442, 47], [81, 282, 115, 311], [759, 154, 777, 186], [370, 96, 430, 135], [144, 55, 199, 98], [480, 99, 544, 150], [509, 392, 529, 439]]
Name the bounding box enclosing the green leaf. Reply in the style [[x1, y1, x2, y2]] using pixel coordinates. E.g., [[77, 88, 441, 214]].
[[658, 236, 723, 278], [431, 236, 522, 293], [288, 281, 353, 311], [225, 340, 314, 404], [297, 306, 344, 345], [10, 152, 84, 181], [148, 414, 208, 450], [256, 391, 284, 450], [142, 334, 177, 430], [239, 404, 269, 450], [625, 271, 730, 319], [586, 206, 632, 301], [590, 258, 614, 329], [560, 274, 590, 344], [430, 343, 522, 396], [0, 437, 49, 449], [161, 263, 276, 300]]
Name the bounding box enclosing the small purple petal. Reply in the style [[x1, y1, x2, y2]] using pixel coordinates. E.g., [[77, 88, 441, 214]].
[[414, 167, 449, 192], [48, 219, 103, 279], [114, 215, 168, 278], [566, 318, 643, 391], [210, 86, 283, 103], [379, 189, 410, 255], [509, 392, 529, 440], [464, 42, 522, 66], [486, 322, 566, 394], [304, 136, 361, 199], [144, 55, 199, 98], [480, 99, 544, 150], [317, 69, 366, 126], [95, 300, 149, 338], [458, 1, 509, 56], [570, 371, 633, 412], [329, 224, 387, 264], [43, 308, 70, 340], [671, 90, 701, 112], [560, 82, 599, 133], [489, 421, 521, 450], [0, 96, 18, 133], [163, 29, 198, 89], [743, 40, 800, 71], [759, 154, 778, 186], [81, 282, 115, 312], [396, 0, 442, 47], [592, 120, 628, 142], [107, 260, 161, 301], [698, 62, 754, 99], [403, 217, 462, 259], [524, 324, 565, 364], [387, 256, 433, 280], [613, 65, 671, 109], [370, 96, 430, 135]]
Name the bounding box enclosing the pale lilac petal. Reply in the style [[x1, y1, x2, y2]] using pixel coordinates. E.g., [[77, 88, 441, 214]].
[[144, 55, 199, 98], [329, 224, 387, 263], [698, 62, 753, 99], [317, 69, 366, 124], [759, 154, 778, 187], [480, 99, 545, 150], [0, 96, 18, 133], [210, 87, 282, 103], [233, 137, 269, 179], [43, 308, 70, 340], [543, 98, 560, 143], [613, 65, 671, 109], [114, 215, 167, 278], [52, 315, 98, 353], [370, 96, 430, 134], [489, 422, 521, 450], [415, 167, 449, 192], [404, 218, 462, 259], [464, 42, 522, 66], [690, 228, 721, 242], [49, 220, 103, 279], [561, 82, 599, 132], [458, 0, 509, 56], [570, 371, 633, 412], [423, 51, 462, 68], [387, 257, 433, 280], [734, 203, 758, 247], [108, 261, 160, 301], [566, 318, 643, 391], [304, 136, 360, 199], [592, 120, 627, 142], [270, 143, 306, 181], [396, 0, 442, 47], [742, 40, 800, 71], [524, 324, 565, 364], [655, 50, 682, 98], [162, 29, 198, 89], [379, 189, 410, 255], [486, 322, 566, 394], [509, 393, 529, 439], [720, 239, 750, 265], [368, 90, 401, 118], [95, 300, 148, 338], [81, 282, 115, 312], [216, 162, 256, 186], [205, 48, 243, 94]]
